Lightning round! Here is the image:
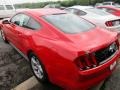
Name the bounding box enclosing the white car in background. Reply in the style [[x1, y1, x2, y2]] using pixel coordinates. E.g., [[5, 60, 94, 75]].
[[65, 6, 120, 32], [0, 4, 30, 19], [95, 3, 103, 7], [103, 2, 115, 6], [0, 4, 16, 19], [103, 2, 120, 6], [95, 2, 120, 8], [44, 4, 65, 10]]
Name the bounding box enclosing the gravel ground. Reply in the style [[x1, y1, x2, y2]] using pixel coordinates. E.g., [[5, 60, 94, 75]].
[[101, 60, 120, 90], [0, 35, 33, 90]]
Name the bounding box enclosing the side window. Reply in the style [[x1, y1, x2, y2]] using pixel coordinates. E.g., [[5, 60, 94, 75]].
[[10, 14, 22, 25], [24, 18, 41, 30], [10, 13, 41, 30], [5, 5, 14, 10], [20, 14, 30, 27], [10, 14, 30, 26], [73, 9, 86, 16], [0, 5, 5, 10]]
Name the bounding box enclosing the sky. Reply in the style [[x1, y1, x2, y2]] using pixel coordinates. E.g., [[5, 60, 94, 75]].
[[1, 0, 65, 4]]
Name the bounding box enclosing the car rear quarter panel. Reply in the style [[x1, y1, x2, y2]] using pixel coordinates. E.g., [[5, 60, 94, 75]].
[[32, 38, 80, 86]]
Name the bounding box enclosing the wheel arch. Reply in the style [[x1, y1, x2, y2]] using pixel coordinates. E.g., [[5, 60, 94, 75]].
[[27, 49, 49, 82], [27, 50, 34, 59]]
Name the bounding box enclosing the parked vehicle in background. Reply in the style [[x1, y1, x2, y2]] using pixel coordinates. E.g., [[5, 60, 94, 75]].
[[0, 4, 16, 19], [95, 3, 103, 7], [97, 6, 120, 16], [44, 3, 65, 10], [95, 2, 120, 7], [0, 8, 120, 90], [102, 2, 116, 6], [65, 6, 120, 33]]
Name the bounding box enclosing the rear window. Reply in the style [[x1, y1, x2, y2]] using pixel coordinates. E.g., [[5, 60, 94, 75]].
[[86, 8, 110, 15], [43, 14, 95, 34]]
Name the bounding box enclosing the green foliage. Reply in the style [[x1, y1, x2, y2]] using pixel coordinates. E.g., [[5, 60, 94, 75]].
[[14, 0, 120, 9], [60, 0, 91, 6], [14, 0, 94, 8], [115, 0, 120, 3]]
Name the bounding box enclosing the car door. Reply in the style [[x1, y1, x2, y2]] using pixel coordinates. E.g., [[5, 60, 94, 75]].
[[14, 14, 30, 52], [15, 14, 41, 54], [4, 14, 22, 46], [4, 13, 30, 51]]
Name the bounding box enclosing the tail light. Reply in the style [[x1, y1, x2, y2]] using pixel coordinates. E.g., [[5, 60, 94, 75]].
[[105, 19, 120, 27], [74, 41, 119, 71], [105, 21, 113, 27], [74, 53, 98, 71]]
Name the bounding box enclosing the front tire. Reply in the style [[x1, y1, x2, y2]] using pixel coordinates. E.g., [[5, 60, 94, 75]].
[[29, 53, 48, 83], [0, 29, 8, 43]]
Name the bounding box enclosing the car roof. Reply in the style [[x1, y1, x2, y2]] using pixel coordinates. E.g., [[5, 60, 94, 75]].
[[23, 8, 66, 16], [68, 5, 94, 10]]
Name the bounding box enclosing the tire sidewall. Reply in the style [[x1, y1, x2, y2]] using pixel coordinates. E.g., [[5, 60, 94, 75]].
[[0, 29, 8, 43], [29, 53, 48, 83]]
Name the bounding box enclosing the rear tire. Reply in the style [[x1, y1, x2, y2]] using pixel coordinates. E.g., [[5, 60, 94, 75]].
[[0, 29, 8, 43], [29, 53, 48, 83]]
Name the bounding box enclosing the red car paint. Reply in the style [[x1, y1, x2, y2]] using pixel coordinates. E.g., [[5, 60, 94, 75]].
[[97, 6, 120, 16], [0, 9, 120, 90]]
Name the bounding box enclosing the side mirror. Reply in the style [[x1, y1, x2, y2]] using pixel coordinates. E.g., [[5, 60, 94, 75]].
[[2, 20, 10, 24]]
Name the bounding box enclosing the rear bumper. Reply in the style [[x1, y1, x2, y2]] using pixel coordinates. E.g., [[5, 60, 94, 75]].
[[65, 49, 120, 90]]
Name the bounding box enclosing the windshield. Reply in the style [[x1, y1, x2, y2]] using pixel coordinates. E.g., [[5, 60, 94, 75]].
[[86, 8, 110, 15], [0, 5, 5, 10], [43, 14, 95, 34], [5, 5, 14, 10]]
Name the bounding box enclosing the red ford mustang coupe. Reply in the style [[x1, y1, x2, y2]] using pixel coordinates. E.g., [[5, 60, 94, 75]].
[[0, 9, 120, 90]]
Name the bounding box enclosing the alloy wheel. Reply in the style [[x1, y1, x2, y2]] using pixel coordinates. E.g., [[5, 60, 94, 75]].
[[31, 56, 44, 79]]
